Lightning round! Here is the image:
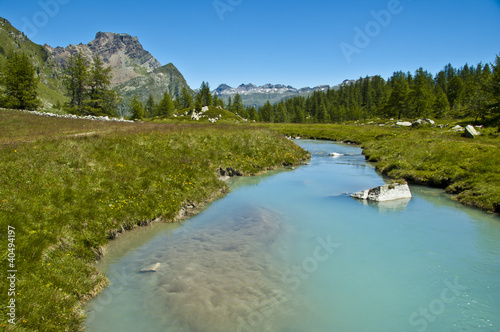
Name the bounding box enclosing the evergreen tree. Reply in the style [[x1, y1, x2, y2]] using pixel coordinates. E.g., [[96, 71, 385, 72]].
[[433, 86, 450, 119], [385, 72, 410, 119], [179, 86, 193, 109], [247, 106, 259, 121], [487, 54, 500, 128], [87, 54, 117, 116], [157, 90, 174, 117], [316, 101, 330, 123], [145, 94, 156, 117], [2, 51, 40, 110], [259, 101, 273, 122], [232, 93, 246, 116], [447, 76, 464, 111], [129, 95, 144, 121], [409, 68, 434, 118], [64, 52, 89, 112], [199, 81, 212, 107]]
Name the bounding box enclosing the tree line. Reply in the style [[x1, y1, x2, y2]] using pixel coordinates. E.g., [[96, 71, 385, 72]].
[[256, 55, 500, 126], [129, 81, 261, 121]]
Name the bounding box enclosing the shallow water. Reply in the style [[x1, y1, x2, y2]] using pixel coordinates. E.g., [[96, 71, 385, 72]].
[[86, 140, 500, 332]]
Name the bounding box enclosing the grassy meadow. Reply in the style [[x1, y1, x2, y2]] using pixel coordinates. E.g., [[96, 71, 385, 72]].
[[0, 109, 309, 331], [266, 122, 500, 213]]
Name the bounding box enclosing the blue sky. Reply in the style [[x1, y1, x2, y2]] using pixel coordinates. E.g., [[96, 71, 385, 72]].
[[2, 0, 500, 89]]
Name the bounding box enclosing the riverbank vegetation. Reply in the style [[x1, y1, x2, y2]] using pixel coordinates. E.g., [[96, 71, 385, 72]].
[[0, 109, 309, 331], [266, 122, 499, 213]]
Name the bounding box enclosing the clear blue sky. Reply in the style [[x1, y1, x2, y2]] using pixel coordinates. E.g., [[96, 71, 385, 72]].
[[3, 0, 500, 89]]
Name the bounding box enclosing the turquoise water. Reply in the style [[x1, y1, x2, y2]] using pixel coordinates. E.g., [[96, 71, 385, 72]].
[[85, 140, 500, 332]]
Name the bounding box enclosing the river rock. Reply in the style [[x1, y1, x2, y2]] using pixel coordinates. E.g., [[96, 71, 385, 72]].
[[140, 262, 161, 273], [329, 152, 343, 157], [351, 183, 412, 202], [464, 125, 480, 138]]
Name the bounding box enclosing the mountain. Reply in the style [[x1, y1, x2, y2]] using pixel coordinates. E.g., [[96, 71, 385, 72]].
[[0, 17, 66, 107], [45, 32, 161, 87], [46, 31, 192, 108], [213, 83, 331, 107]]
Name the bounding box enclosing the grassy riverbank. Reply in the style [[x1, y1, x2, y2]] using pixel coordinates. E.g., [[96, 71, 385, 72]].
[[0, 109, 309, 331], [266, 123, 500, 213]]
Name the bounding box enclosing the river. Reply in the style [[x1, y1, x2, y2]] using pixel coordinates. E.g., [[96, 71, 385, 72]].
[[85, 140, 500, 332]]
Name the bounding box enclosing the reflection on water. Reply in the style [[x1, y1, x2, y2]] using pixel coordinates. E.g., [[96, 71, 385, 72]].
[[86, 140, 500, 332]]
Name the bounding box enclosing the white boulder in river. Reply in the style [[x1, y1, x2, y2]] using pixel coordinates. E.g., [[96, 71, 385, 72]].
[[351, 182, 412, 202]]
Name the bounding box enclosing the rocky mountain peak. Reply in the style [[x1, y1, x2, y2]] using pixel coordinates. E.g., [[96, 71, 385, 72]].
[[46, 31, 161, 86]]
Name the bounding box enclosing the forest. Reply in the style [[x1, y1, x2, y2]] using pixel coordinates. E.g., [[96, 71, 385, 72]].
[[256, 55, 500, 126]]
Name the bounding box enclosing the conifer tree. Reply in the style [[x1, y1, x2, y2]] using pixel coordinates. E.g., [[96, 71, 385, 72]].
[[232, 93, 246, 116], [409, 68, 434, 118], [259, 101, 273, 122], [2, 51, 40, 110], [433, 86, 450, 118], [64, 52, 89, 112], [199, 81, 212, 107], [129, 95, 144, 121], [87, 54, 117, 116], [179, 86, 193, 109], [487, 54, 500, 128], [145, 94, 156, 117], [447, 76, 464, 111], [157, 90, 174, 117]]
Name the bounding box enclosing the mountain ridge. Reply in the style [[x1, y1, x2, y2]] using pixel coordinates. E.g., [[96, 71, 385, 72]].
[[213, 83, 332, 107]]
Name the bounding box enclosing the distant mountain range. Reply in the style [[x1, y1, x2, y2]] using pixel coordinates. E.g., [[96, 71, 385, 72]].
[[213, 83, 331, 107], [212, 80, 362, 107]]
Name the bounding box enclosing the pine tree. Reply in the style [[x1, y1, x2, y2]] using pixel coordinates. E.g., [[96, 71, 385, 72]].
[[2, 51, 40, 110], [487, 54, 500, 128], [145, 94, 156, 117], [87, 54, 117, 116], [385, 72, 410, 119], [179, 86, 193, 109], [129, 95, 144, 121], [447, 76, 464, 112], [157, 90, 174, 117], [259, 101, 273, 122], [409, 68, 434, 118], [64, 52, 89, 112], [232, 93, 246, 116], [433, 86, 450, 119], [199, 81, 212, 107]]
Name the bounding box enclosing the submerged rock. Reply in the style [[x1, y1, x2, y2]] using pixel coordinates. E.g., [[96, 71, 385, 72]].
[[329, 152, 343, 157], [351, 182, 412, 202], [140, 262, 161, 273]]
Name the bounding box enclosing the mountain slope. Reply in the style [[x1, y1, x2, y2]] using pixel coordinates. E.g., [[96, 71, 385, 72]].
[[46, 31, 192, 108], [0, 17, 66, 107]]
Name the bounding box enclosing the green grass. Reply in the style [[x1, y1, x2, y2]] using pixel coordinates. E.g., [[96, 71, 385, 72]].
[[265, 123, 500, 213], [0, 109, 309, 331]]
